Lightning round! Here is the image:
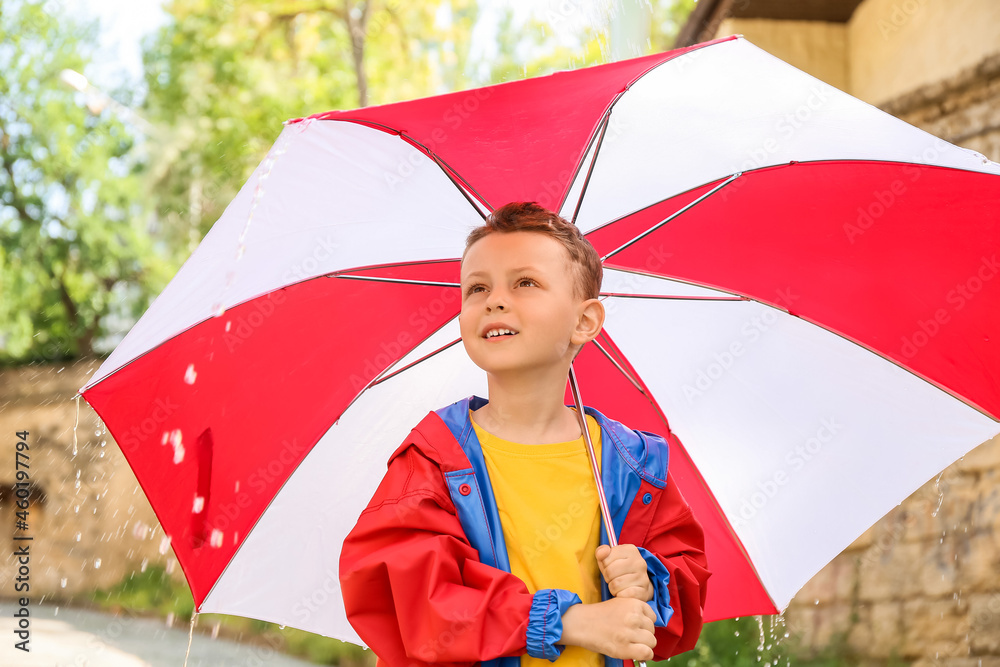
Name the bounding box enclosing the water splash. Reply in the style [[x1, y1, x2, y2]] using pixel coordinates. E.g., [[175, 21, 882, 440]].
[[183, 612, 199, 667], [931, 472, 945, 517], [72, 394, 80, 457], [212, 118, 312, 320]]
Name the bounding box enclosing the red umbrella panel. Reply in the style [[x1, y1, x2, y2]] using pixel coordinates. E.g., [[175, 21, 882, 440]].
[[79, 36, 1000, 642]]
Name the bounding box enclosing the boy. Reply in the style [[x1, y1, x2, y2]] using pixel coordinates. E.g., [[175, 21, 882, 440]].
[[339, 202, 710, 666]]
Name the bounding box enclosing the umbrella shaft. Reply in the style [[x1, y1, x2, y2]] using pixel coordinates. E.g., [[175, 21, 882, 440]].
[[568, 365, 617, 547]]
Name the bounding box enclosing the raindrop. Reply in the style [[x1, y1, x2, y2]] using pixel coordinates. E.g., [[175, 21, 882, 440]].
[[234, 480, 240, 493], [166, 612, 175, 627], [140, 559, 148, 572], [94, 558, 102, 569], [192, 495, 205, 513], [170, 430, 185, 464], [159, 536, 172, 555], [212, 302, 226, 317], [210, 529, 224, 548], [165, 559, 176, 574], [184, 364, 198, 385], [212, 622, 221, 639], [75, 532, 82, 542], [60, 578, 67, 588]]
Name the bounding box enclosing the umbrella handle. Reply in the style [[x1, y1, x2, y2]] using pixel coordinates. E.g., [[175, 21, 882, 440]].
[[568, 366, 648, 667]]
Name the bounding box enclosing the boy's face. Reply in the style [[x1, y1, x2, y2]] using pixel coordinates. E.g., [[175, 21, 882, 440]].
[[459, 231, 601, 376]]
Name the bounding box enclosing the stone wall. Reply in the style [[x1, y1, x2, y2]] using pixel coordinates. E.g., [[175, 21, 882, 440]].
[[785, 434, 1000, 664], [0, 359, 180, 601]]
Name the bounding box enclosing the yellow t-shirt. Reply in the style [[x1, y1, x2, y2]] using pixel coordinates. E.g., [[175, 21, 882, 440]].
[[470, 410, 604, 667]]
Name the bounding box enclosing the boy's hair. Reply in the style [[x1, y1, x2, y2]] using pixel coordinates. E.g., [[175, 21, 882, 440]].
[[462, 202, 603, 301]]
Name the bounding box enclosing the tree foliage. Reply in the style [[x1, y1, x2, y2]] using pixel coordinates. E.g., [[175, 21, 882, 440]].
[[0, 0, 697, 365], [0, 0, 170, 363], [140, 0, 482, 259]]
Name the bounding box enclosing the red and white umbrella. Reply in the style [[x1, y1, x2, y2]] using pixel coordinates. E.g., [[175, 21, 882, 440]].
[[80, 35, 1000, 642]]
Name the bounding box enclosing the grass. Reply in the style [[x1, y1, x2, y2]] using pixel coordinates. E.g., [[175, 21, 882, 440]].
[[89, 565, 373, 666]]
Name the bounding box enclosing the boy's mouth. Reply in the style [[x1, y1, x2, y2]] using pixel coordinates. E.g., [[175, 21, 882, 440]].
[[482, 324, 520, 339]]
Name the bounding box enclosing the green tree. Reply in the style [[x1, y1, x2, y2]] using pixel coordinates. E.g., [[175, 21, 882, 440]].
[[140, 0, 482, 260], [0, 0, 170, 363]]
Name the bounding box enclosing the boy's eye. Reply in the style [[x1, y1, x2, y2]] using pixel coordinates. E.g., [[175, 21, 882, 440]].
[[466, 284, 486, 296], [517, 277, 537, 288]]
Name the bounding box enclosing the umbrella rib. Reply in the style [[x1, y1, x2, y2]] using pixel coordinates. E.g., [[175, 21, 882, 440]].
[[333, 118, 491, 218], [600, 172, 742, 263], [370, 336, 464, 387], [601, 292, 744, 301], [394, 132, 492, 217], [333, 274, 461, 288], [568, 114, 611, 224], [592, 338, 647, 396]]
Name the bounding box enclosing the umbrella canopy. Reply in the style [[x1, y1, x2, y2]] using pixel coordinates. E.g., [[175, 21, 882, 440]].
[[80, 35, 1000, 643]]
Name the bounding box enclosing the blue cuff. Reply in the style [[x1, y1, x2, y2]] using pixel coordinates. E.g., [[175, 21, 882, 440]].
[[636, 546, 674, 627], [526, 588, 582, 661]]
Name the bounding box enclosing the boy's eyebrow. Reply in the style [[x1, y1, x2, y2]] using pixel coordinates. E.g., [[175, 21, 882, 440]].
[[463, 266, 542, 280]]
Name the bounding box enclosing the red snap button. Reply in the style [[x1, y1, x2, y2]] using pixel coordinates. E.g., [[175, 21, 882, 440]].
[[459, 483, 472, 496]]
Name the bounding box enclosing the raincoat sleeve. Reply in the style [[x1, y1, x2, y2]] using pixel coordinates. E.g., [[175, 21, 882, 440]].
[[340, 439, 577, 667], [629, 469, 711, 659]]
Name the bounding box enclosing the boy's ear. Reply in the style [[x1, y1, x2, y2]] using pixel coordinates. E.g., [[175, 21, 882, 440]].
[[571, 298, 605, 346]]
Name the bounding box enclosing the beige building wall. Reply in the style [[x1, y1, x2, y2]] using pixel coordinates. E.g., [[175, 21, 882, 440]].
[[716, 18, 850, 92], [715, 0, 1000, 107], [850, 0, 1000, 104]]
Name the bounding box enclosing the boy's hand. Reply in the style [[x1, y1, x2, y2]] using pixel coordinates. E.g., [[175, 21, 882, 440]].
[[597, 544, 655, 602], [561, 597, 657, 661]]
